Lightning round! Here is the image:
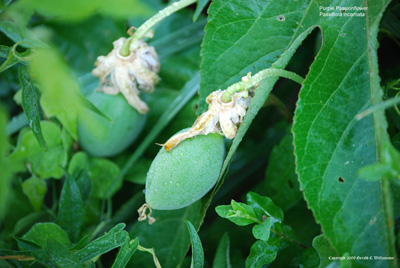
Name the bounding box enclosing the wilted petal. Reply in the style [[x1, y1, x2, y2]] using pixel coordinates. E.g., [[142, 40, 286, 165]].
[[91, 37, 160, 114], [138, 45, 160, 72], [121, 89, 149, 114], [99, 85, 119, 95], [219, 111, 237, 139]]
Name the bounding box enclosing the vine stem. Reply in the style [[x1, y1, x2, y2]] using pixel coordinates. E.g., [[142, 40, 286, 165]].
[[0, 255, 35, 261], [251, 217, 307, 249], [137, 245, 162, 268], [222, 68, 304, 103], [120, 0, 197, 56], [270, 229, 308, 249]]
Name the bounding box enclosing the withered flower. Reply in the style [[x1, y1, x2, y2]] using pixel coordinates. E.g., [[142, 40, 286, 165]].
[[92, 37, 160, 114], [160, 89, 251, 151]]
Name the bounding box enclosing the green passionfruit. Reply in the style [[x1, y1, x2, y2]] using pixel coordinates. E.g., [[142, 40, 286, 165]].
[[145, 131, 225, 210], [78, 91, 146, 157]]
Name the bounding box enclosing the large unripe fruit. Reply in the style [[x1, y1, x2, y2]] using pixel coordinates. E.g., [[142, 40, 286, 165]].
[[78, 91, 146, 157], [145, 132, 225, 210]]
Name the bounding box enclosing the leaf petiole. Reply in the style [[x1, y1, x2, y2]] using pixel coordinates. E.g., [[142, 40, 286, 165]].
[[120, 0, 197, 56]]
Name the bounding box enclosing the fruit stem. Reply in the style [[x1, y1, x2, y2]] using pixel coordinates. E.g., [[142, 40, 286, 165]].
[[120, 0, 197, 56], [221, 68, 304, 103]]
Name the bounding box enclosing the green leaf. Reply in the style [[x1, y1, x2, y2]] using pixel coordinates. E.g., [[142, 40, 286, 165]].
[[69, 234, 91, 251], [13, 211, 52, 237], [32, 240, 82, 268], [291, 1, 397, 265], [111, 238, 139, 268], [75, 223, 129, 263], [121, 157, 152, 184], [215, 201, 258, 226], [0, 107, 15, 219], [245, 237, 281, 268], [312, 235, 337, 268], [129, 201, 201, 268], [252, 218, 273, 241], [246, 192, 283, 222], [198, 0, 311, 114], [108, 191, 146, 227], [68, 152, 121, 199], [9, 121, 68, 179], [21, 222, 71, 249], [74, 171, 91, 205], [279, 224, 300, 250], [151, 19, 205, 60], [2, 183, 34, 238], [326, 262, 341, 268], [22, 176, 47, 211], [57, 172, 86, 243], [48, 16, 127, 74], [0, 45, 9, 58], [86, 262, 96, 268], [185, 220, 204, 268], [392, 133, 400, 151], [6, 112, 28, 136], [212, 233, 231, 268], [193, 0, 208, 22], [265, 129, 302, 211], [0, 20, 46, 48], [0, 45, 21, 72], [15, 237, 41, 251], [29, 48, 108, 139], [296, 247, 320, 268], [358, 163, 394, 181], [199, 0, 316, 228], [198, 0, 397, 264], [18, 66, 47, 150], [16, 0, 151, 21], [381, 3, 400, 39]]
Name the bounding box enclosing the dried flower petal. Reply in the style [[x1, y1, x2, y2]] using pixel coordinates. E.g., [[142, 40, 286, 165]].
[[138, 203, 156, 225], [92, 37, 160, 114], [160, 89, 251, 151]]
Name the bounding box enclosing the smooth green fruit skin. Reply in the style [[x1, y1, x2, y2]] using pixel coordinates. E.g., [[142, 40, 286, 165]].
[[78, 92, 146, 157], [145, 132, 225, 210]]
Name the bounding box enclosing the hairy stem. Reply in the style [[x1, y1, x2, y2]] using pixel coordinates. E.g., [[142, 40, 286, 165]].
[[222, 68, 304, 103], [120, 0, 197, 56]]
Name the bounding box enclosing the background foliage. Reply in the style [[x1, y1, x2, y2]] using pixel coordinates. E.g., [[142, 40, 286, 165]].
[[1, 0, 400, 267]]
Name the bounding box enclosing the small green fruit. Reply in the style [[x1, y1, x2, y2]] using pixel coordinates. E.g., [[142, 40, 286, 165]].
[[145, 131, 225, 210], [78, 91, 146, 157]]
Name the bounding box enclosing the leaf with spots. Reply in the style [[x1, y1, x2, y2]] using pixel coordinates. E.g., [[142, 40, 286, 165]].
[[291, 0, 396, 267], [199, 0, 396, 267], [198, 0, 310, 114]]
